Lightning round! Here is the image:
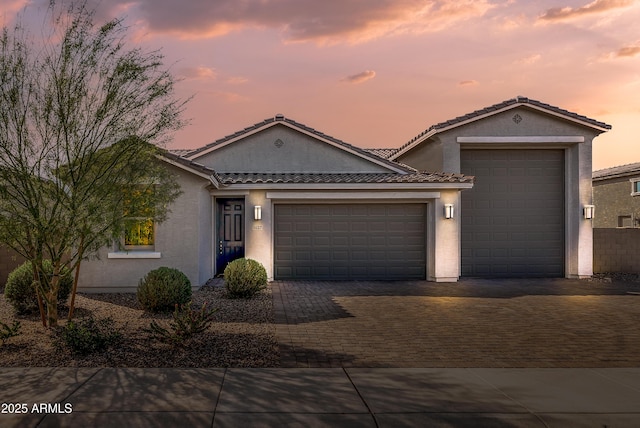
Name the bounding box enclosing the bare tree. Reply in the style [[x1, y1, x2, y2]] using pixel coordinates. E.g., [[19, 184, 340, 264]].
[[0, 1, 185, 327]]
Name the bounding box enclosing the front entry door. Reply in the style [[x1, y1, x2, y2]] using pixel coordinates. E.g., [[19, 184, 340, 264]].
[[216, 199, 245, 274]]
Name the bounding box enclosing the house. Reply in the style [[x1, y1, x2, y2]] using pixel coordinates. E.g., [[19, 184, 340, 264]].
[[592, 163, 640, 228], [77, 96, 610, 292]]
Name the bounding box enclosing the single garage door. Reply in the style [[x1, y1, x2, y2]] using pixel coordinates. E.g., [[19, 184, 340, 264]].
[[274, 204, 426, 280], [461, 149, 565, 277]]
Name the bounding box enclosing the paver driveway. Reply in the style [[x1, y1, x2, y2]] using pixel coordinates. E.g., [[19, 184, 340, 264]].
[[271, 278, 640, 368]]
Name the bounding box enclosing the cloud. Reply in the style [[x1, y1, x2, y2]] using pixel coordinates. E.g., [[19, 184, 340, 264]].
[[226, 76, 249, 85], [78, 0, 495, 43], [458, 80, 479, 86], [538, 0, 633, 22], [342, 70, 376, 84], [614, 44, 640, 57], [179, 66, 217, 80], [0, 0, 27, 15], [515, 54, 542, 65]]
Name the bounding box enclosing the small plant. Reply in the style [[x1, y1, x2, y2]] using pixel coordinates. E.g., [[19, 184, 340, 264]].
[[137, 267, 191, 312], [145, 301, 218, 346], [4, 260, 73, 314], [0, 319, 21, 346], [58, 316, 121, 356], [224, 258, 267, 299]]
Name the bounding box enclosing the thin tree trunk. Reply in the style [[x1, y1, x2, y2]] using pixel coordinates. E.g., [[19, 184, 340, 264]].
[[67, 236, 84, 321], [33, 262, 46, 328]]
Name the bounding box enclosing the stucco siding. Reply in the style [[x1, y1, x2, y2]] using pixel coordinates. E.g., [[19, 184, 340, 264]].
[[593, 177, 640, 228], [78, 165, 212, 292], [398, 105, 599, 279], [0, 245, 25, 287], [396, 137, 443, 172], [449, 107, 599, 139], [192, 125, 391, 173]]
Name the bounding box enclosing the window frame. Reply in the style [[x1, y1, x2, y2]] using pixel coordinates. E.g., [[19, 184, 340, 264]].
[[121, 185, 157, 251], [630, 178, 640, 196]]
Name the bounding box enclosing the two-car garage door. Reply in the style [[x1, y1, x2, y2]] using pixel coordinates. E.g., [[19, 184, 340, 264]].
[[274, 204, 426, 280]]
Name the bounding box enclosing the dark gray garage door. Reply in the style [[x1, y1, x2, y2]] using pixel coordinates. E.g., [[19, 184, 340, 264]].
[[461, 149, 564, 277], [274, 204, 426, 280]]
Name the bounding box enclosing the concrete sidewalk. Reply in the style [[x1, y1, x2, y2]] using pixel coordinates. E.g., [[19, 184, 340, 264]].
[[2, 368, 640, 427]]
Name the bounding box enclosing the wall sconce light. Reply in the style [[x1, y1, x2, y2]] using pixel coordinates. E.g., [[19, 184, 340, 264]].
[[583, 205, 594, 220], [254, 205, 262, 221], [444, 203, 454, 219]]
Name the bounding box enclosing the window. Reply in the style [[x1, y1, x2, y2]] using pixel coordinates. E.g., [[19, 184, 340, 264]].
[[618, 215, 632, 228], [631, 178, 640, 196], [123, 186, 155, 250]]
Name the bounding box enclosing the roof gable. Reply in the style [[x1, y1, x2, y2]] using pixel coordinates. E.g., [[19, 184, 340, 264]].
[[391, 96, 611, 160], [186, 115, 409, 174]]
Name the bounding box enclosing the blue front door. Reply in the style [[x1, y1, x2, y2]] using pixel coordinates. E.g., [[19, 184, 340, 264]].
[[216, 199, 245, 274]]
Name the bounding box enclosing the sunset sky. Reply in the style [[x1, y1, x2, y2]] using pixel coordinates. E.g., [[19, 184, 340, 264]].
[[2, 0, 639, 170]]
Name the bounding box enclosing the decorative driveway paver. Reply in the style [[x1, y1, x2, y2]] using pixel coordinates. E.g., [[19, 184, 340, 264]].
[[271, 279, 640, 368]]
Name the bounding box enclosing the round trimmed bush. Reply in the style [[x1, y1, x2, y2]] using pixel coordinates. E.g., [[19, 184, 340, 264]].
[[4, 260, 73, 314], [137, 267, 191, 312], [224, 258, 267, 299]]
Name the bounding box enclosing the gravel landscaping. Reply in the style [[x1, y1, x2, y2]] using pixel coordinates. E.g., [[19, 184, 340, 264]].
[[0, 283, 279, 368]]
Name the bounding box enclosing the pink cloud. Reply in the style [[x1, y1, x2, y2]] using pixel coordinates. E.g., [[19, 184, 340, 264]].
[[75, 0, 494, 43], [458, 80, 479, 86], [342, 70, 376, 84], [515, 54, 542, 65], [614, 44, 640, 57], [539, 0, 633, 22], [179, 66, 217, 80], [0, 0, 27, 16]]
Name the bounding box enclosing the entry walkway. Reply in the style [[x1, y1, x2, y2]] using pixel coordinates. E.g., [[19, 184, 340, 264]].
[[2, 367, 640, 427], [272, 278, 640, 368]]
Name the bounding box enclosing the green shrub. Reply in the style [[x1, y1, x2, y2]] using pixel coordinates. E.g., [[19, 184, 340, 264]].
[[137, 267, 191, 312], [145, 301, 218, 346], [0, 319, 21, 346], [58, 316, 121, 356], [4, 260, 73, 314], [224, 258, 267, 299]]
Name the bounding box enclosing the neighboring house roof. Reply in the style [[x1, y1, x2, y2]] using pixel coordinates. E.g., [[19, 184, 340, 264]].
[[218, 172, 474, 185], [184, 114, 411, 174], [593, 162, 640, 181], [390, 96, 613, 160]]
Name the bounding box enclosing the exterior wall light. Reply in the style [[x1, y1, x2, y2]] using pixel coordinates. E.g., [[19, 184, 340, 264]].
[[583, 205, 594, 220], [254, 205, 262, 221], [444, 203, 454, 219]]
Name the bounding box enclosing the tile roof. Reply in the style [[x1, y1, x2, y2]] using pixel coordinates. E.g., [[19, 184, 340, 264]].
[[593, 162, 640, 180], [168, 149, 194, 156], [218, 172, 474, 185], [364, 148, 397, 159], [185, 115, 410, 173], [393, 96, 613, 157], [159, 151, 224, 183]]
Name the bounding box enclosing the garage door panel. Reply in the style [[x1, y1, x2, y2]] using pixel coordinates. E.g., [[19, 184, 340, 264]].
[[274, 204, 426, 280], [461, 149, 564, 278]]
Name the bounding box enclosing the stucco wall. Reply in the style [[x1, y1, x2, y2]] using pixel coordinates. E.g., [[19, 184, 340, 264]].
[[0, 245, 25, 287], [193, 125, 392, 173], [593, 177, 640, 228], [396, 136, 443, 172], [397, 105, 601, 278], [593, 228, 640, 273], [78, 165, 213, 292]]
